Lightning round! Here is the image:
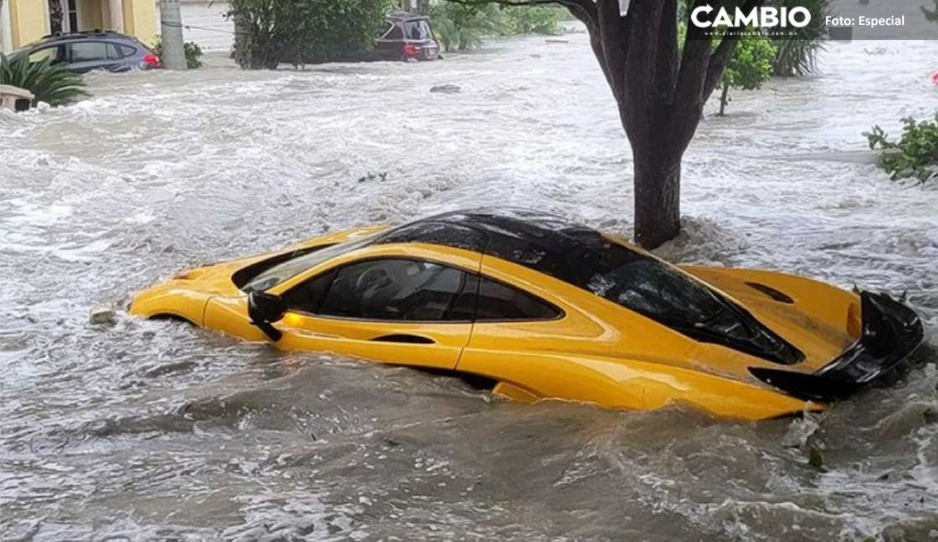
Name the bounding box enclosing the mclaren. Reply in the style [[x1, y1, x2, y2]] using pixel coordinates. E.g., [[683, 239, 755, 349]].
[[131, 209, 924, 420]]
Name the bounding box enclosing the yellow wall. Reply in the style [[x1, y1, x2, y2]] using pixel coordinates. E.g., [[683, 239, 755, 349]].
[[9, 0, 48, 48], [80, 0, 103, 30], [121, 0, 154, 44], [7, 0, 155, 49]]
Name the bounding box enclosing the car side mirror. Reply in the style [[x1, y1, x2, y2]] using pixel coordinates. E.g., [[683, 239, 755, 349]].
[[247, 291, 287, 342]]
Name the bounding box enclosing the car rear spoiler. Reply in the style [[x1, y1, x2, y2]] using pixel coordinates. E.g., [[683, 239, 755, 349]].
[[749, 291, 924, 403]]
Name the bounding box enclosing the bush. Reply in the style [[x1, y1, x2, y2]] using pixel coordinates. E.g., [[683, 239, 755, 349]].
[[152, 36, 204, 69], [864, 114, 938, 184], [501, 5, 563, 36], [718, 35, 777, 115], [227, 0, 390, 69], [0, 53, 87, 106], [430, 3, 561, 52], [430, 3, 505, 52]]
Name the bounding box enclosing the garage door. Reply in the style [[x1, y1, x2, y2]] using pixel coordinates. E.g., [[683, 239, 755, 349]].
[[177, 0, 232, 53]]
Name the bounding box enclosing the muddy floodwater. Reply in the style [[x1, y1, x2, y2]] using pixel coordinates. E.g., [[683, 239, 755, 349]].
[[2, 33, 937, 541]]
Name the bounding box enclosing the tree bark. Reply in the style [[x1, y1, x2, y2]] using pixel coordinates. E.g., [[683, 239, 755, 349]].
[[633, 150, 681, 249], [719, 84, 729, 116], [450, 0, 764, 248]]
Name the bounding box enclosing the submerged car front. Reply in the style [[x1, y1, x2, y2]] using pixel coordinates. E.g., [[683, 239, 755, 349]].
[[129, 226, 384, 325]]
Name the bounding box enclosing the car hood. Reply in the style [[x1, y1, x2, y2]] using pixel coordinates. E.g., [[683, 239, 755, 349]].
[[679, 265, 862, 374]]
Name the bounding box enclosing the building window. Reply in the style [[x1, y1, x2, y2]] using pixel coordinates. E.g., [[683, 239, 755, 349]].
[[67, 0, 79, 32]]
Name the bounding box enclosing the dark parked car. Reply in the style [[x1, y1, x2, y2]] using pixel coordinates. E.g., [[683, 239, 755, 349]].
[[372, 12, 440, 61], [15, 31, 161, 74]]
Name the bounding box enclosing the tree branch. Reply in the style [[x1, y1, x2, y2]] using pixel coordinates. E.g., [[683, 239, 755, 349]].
[[618, 0, 665, 134], [596, 0, 627, 100], [702, 0, 765, 100], [654, 0, 678, 103], [672, 0, 714, 142]]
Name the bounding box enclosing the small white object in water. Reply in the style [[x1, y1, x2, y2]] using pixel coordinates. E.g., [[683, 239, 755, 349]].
[[89, 306, 116, 325]]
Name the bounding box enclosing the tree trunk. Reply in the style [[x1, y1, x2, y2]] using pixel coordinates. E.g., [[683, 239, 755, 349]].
[[718, 84, 729, 116], [633, 151, 681, 249], [531, 0, 760, 247]]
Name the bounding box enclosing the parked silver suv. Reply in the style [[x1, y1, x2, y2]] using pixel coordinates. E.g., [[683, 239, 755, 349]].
[[14, 31, 161, 74]]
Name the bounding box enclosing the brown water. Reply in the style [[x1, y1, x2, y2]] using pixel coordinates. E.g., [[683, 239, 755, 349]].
[[1, 35, 937, 541]]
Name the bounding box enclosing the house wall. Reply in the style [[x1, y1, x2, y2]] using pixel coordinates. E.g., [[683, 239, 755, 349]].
[[3, 0, 154, 49], [80, 0, 104, 30], [8, 0, 49, 48], [122, 0, 154, 43]]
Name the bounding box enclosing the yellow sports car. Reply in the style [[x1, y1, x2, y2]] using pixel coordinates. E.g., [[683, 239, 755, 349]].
[[131, 209, 924, 420]]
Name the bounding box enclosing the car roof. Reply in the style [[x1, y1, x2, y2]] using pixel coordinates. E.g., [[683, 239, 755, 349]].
[[375, 208, 623, 281], [386, 11, 430, 22], [31, 30, 136, 45]]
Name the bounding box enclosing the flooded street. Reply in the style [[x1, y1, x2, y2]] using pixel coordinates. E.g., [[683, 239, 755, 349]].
[[1, 33, 937, 541]]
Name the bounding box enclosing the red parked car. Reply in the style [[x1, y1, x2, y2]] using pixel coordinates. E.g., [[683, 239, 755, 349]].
[[372, 12, 440, 61]]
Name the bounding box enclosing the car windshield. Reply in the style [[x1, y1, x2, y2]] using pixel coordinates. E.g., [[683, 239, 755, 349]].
[[462, 212, 801, 364], [580, 240, 800, 363], [404, 19, 431, 40], [586, 253, 730, 329], [243, 235, 374, 293]]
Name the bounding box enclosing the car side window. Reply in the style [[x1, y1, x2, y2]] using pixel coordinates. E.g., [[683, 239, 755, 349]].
[[106, 43, 127, 59], [404, 20, 431, 40], [28, 46, 63, 63], [282, 269, 335, 315], [474, 277, 560, 321], [287, 259, 469, 322], [68, 41, 109, 62], [385, 24, 404, 40], [378, 21, 395, 39]]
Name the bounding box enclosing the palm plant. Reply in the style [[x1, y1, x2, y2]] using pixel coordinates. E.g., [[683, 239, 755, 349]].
[[1, 53, 88, 106], [770, 0, 831, 77]]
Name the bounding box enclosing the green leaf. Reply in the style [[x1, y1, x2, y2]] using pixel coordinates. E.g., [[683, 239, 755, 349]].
[[0, 53, 88, 107]]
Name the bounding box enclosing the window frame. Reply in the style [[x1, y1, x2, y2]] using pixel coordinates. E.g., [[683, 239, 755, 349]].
[[283, 256, 475, 324], [280, 256, 564, 325], [27, 45, 64, 63], [66, 40, 111, 63], [469, 274, 565, 324], [378, 21, 396, 40], [383, 22, 405, 41]]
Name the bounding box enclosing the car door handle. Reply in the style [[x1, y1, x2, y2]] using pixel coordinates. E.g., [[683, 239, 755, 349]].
[[370, 334, 435, 345]]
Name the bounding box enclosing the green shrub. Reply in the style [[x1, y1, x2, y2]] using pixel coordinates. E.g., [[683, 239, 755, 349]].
[[430, 3, 560, 52], [152, 36, 204, 69], [501, 5, 563, 36], [430, 3, 506, 52], [675, 24, 775, 116], [718, 35, 777, 115], [0, 53, 87, 106], [864, 114, 938, 184], [227, 0, 390, 69]]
